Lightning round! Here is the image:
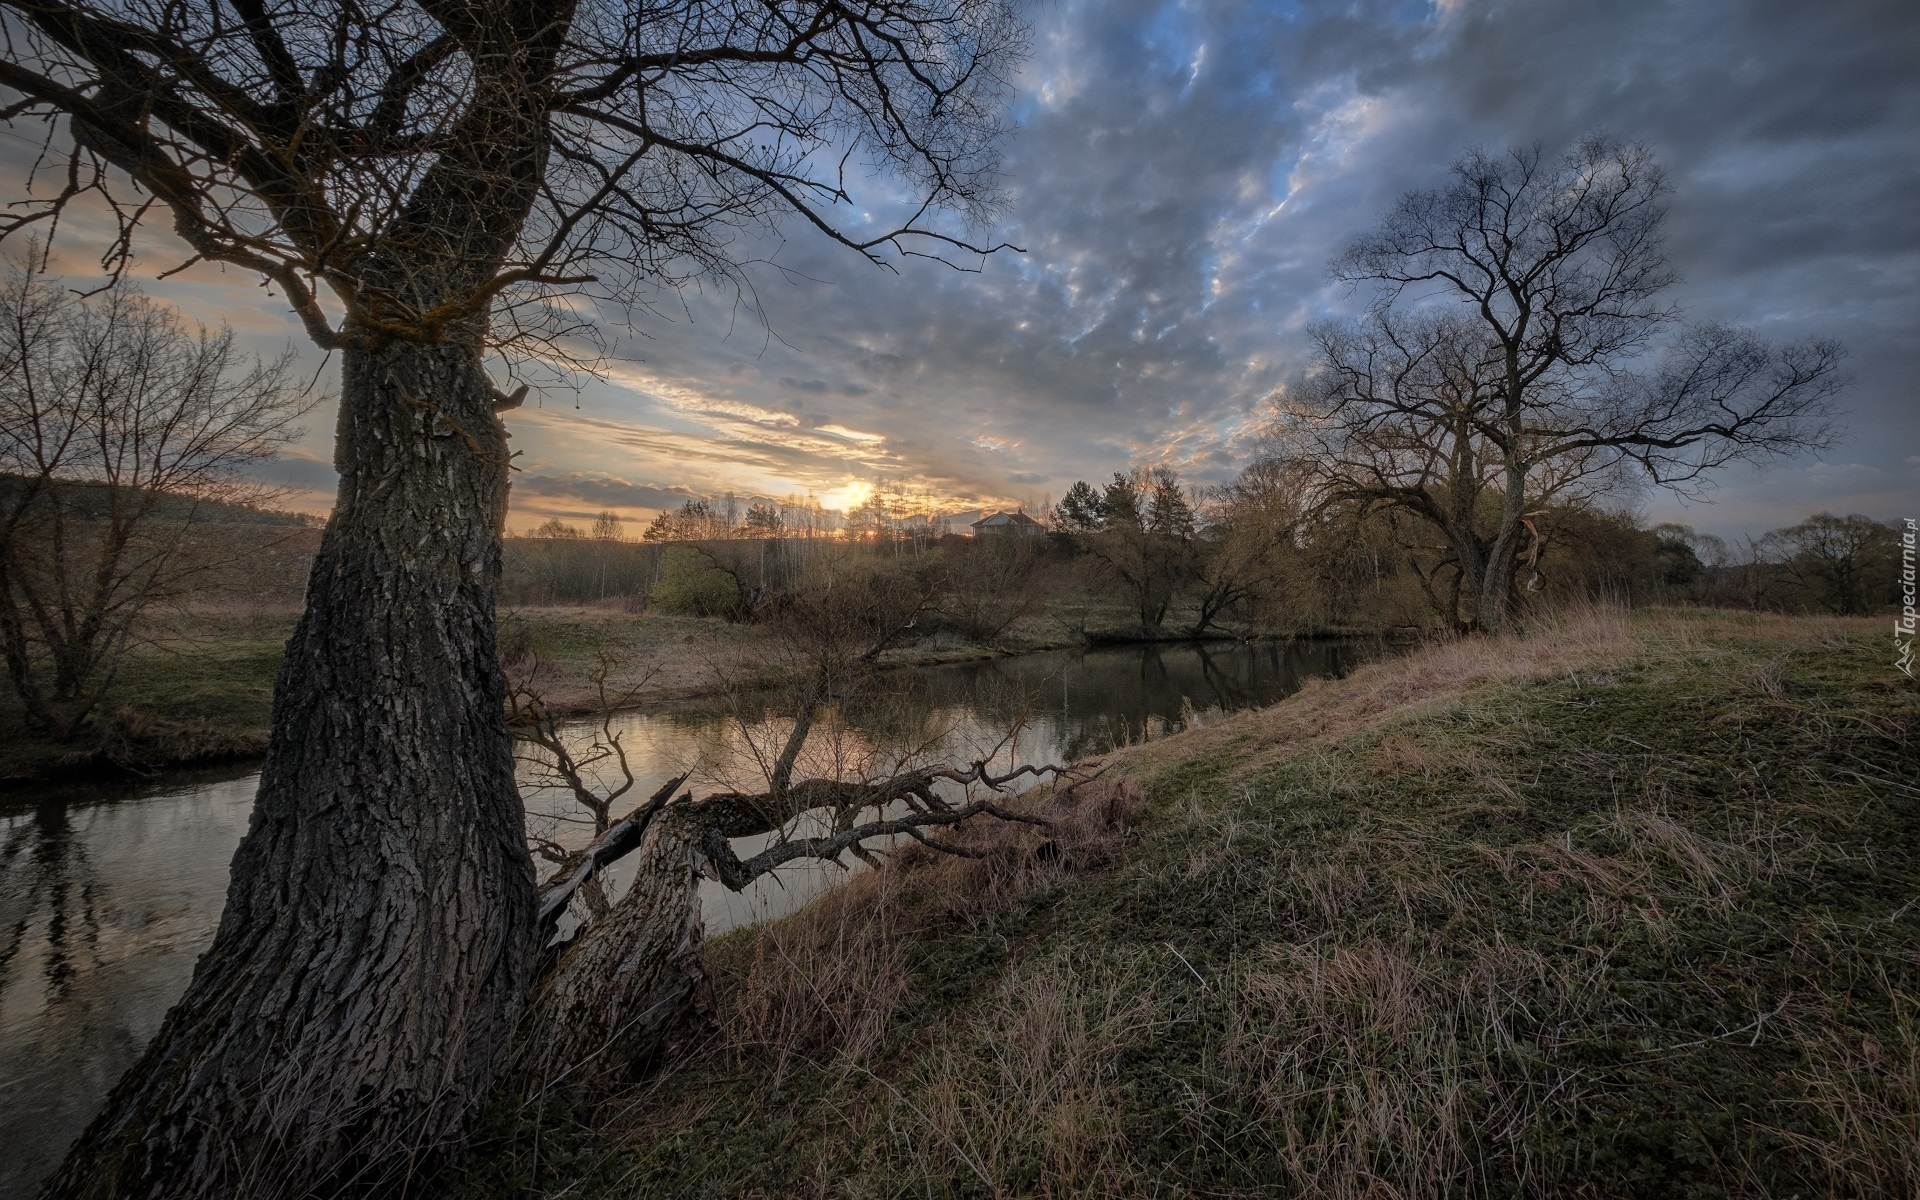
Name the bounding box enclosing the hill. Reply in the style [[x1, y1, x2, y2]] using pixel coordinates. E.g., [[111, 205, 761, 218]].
[[457, 608, 1918, 1198], [0, 473, 320, 526]]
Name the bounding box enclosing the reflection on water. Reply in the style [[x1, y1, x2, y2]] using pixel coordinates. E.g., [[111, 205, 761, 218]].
[[532, 637, 1378, 934], [0, 637, 1377, 1194], [0, 772, 258, 1197]]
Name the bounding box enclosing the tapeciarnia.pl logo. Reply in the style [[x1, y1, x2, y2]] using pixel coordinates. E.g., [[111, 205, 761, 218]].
[[1898, 517, 1916, 679]]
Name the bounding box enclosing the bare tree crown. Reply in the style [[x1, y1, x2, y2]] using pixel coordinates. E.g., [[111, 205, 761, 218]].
[[0, 0, 1025, 353], [1336, 135, 1678, 377], [0, 260, 308, 499], [0, 259, 311, 734], [1325, 135, 1844, 485], [1292, 134, 1848, 631]]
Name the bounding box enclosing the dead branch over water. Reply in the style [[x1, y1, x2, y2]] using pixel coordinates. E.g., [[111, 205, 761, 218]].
[[505, 556, 1095, 1092]]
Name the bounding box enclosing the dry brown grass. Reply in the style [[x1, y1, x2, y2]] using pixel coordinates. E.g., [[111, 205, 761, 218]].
[[1778, 980, 1920, 1193], [898, 961, 1163, 1195], [1112, 605, 1881, 788], [1227, 937, 1603, 1199], [1108, 603, 1644, 783], [703, 776, 1148, 1077]]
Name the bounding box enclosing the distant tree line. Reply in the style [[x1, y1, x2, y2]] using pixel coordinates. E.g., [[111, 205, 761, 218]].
[[1650, 513, 1907, 618], [636, 484, 948, 548], [505, 512, 653, 605], [502, 506, 837, 609], [498, 465, 1904, 635], [1050, 456, 1904, 633], [639, 494, 826, 542], [505, 482, 960, 609]]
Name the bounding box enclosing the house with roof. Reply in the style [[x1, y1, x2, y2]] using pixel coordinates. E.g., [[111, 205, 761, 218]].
[[969, 510, 1045, 537]]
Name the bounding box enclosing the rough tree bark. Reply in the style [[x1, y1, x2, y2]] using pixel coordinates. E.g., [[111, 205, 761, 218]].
[[1475, 456, 1528, 634], [43, 342, 535, 1199], [515, 817, 709, 1091], [37, 6, 569, 1189]]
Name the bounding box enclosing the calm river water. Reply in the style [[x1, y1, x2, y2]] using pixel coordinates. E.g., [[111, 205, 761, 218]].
[[0, 637, 1375, 1195]]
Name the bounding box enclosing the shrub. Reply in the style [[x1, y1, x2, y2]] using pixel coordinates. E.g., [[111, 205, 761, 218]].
[[649, 546, 741, 618]]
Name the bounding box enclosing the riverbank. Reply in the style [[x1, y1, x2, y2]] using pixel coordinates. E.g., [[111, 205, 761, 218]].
[[453, 607, 1918, 1197], [0, 590, 1398, 785], [0, 604, 1098, 785], [0, 609, 294, 784]]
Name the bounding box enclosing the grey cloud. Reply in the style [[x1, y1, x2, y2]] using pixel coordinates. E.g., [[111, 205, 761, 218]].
[[513, 474, 700, 511]]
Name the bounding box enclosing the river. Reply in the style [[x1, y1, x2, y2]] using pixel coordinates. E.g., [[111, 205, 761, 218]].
[[0, 637, 1376, 1195]]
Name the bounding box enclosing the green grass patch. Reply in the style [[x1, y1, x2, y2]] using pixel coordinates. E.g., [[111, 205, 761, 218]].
[[0, 612, 295, 781], [0, 607, 721, 782]]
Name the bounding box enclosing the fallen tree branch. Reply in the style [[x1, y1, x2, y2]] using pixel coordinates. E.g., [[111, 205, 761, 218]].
[[535, 772, 688, 936], [683, 760, 1076, 839], [926, 761, 1070, 790], [692, 790, 1059, 891], [537, 752, 1084, 947]]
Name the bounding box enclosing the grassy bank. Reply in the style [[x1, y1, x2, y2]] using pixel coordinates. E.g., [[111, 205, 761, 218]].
[[0, 609, 296, 782], [456, 608, 1918, 1198], [0, 606, 764, 783]]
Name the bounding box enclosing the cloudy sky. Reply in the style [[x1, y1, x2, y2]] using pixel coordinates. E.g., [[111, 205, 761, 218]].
[[19, 0, 1919, 537]]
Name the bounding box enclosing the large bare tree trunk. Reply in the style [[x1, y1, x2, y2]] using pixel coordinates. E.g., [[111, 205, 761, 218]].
[[1475, 435, 1529, 633], [44, 341, 536, 1199], [515, 818, 708, 1093], [1443, 435, 1488, 633], [1444, 522, 1487, 633]]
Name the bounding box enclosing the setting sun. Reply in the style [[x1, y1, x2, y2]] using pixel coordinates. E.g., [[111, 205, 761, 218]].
[[821, 479, 873, 513]]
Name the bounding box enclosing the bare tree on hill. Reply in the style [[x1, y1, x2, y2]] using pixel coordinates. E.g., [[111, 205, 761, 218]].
[[1291, 135, 1845, 632], [0, 263, 309, 739], [0, 0, 1026, 1192]]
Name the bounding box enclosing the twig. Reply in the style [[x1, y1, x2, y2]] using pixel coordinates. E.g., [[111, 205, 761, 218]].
[[1657, 994, 1791, 1052], [1165, 943, 1207, 989]]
